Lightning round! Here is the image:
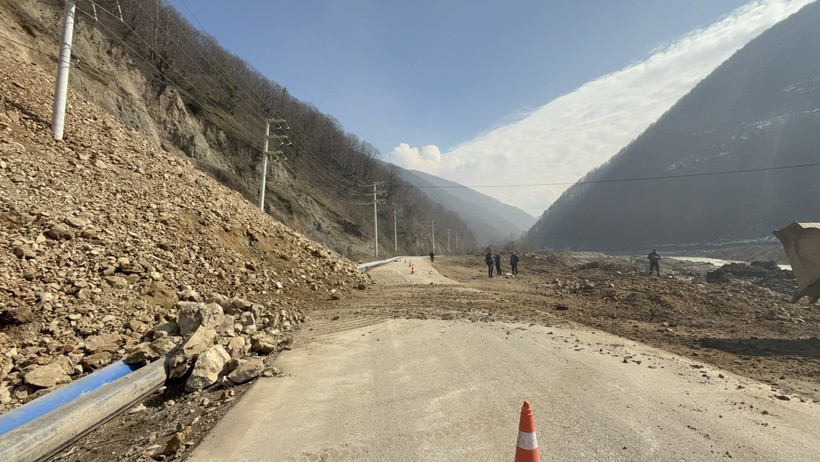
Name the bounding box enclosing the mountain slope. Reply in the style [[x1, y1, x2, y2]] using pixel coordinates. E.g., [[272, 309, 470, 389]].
[[2, 0, 476, 259], [527, 1, 820, 251], [392, 167, 536, 244]]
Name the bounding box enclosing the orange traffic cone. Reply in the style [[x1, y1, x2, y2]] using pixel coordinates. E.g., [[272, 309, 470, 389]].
[[515, 401, 540, 462]]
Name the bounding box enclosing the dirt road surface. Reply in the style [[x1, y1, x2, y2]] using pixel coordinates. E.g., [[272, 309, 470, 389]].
[[188, 256, 820, 461], [48, 251, 820, 460]]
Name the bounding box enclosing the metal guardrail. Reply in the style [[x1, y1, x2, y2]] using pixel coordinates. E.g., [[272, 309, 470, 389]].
[[0, 360, 166, 462], [357, 257, 400, 270]]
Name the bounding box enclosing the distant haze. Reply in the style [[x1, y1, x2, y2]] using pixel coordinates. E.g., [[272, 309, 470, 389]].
[[384, 0, 813, 216]]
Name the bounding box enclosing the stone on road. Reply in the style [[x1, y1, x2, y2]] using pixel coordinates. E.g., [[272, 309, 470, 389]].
[[189, 319, 820, 461]]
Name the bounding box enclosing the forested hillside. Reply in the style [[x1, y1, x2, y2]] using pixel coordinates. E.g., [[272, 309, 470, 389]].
[[2, 0, 477, 257], [527, 1, 820, 251]]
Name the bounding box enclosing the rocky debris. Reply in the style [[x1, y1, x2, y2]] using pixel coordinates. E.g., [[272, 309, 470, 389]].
[[706, 261, 795, 295], [0, 43, 371, 414]]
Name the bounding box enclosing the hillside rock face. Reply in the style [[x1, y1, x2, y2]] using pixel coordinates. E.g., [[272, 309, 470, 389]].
[[528, 2, 820, 251], [0, 45, 370, 412]]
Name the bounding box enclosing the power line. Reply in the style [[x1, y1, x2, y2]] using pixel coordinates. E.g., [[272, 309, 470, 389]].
[[74, 2, 265, 150], [169, 1, 378, 202], [125, 0, 272, 127], [397, 162, 820, 190]]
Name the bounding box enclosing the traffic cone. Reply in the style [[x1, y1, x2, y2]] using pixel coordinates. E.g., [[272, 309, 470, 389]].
[[411, 265, 415, 274], [515, 401, 540, 462]]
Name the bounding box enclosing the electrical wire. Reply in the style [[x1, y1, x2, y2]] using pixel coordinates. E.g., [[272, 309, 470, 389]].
[[75, 2, 264, 150], [393, 162, 820, 190], [118, 0, 377, 200]]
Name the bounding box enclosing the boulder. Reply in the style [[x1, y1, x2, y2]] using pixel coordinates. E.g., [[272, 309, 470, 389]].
[[125, 337, 180, 365], [82, 351, 113, 370], [226, 357, 265, 385], [151, 322, 179, 339], [84, 332, 122, 353], [225, 336, 247, 359], [50, 355, 75, 375], [167, 326, 217, 379], [44, 223, 74, 240], [177, 302, 224, 336], [217, 314, 236, 336], [24, 363, 71, 388], [225, 297, 252, 315], [250, 334, 277, 354], [184, 345, 230, 392], [141, 282, 179, 309]]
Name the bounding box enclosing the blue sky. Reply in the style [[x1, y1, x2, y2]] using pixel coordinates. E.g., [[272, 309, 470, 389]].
[[168, 0, 813, 215]]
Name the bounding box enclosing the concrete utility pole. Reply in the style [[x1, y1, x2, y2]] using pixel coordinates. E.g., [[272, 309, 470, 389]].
[[259, 118, 288, 211], [394, 209, 398, 253], [52, 0, 76, 140], [373, 184, 379, 258], [259, 122, 270, 210], [431, 220, 436, 254], [447, 229, 451, 254]]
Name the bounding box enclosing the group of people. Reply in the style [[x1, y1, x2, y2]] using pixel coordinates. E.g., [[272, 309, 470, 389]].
[[484, 250, 519, 278], [476, 248, 662, 279], [474, 249, 661, 278]]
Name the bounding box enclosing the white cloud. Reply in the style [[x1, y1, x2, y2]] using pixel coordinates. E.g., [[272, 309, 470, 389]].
[[384, 0, 814, 216], [388, 143, 443, 171]]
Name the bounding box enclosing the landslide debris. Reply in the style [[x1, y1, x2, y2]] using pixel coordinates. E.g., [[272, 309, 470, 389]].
[[0, 41, 370, 428]]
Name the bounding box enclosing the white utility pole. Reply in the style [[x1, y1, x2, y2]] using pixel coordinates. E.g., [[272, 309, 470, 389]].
[[431, 220, 436, 254], [259, 118, 288, 211], [259, 122, 270, 210], [393, 209, 398, 253], [447, 228, 451, 254], [373, 184, 379, 258], [52, 0, 76, 140]]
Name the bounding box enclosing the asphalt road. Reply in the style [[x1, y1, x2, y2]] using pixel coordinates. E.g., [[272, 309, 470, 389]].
[[189, 260, 820, 461]]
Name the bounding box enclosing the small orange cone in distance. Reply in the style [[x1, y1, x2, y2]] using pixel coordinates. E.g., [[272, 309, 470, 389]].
[[515, 401, 540, 462]]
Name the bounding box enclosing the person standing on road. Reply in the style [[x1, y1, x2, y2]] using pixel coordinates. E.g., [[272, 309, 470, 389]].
[[494, 252, 502, 276], [510, 251, 519, 275], [648, 249, 661, 276], [485, 250, 494, 278], [429, 251, 435, 262]]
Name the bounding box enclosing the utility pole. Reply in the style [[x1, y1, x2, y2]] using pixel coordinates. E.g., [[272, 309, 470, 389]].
[[431, 220, 436, 254], [447, 229, 451, 254], [455, 231, 459, 255], [258, 122, 270, 210], [394, 209, 398, 254], [259, 118, 287, 211], [373, 184, 379, 258], [52, 0, 76, 140]]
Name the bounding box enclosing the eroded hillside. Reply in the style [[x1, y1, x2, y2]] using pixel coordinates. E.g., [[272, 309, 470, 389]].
[[0, 42, 370, 416]]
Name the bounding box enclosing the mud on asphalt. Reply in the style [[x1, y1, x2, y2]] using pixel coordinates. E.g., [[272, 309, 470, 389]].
[[314, 252, 820, 405]]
